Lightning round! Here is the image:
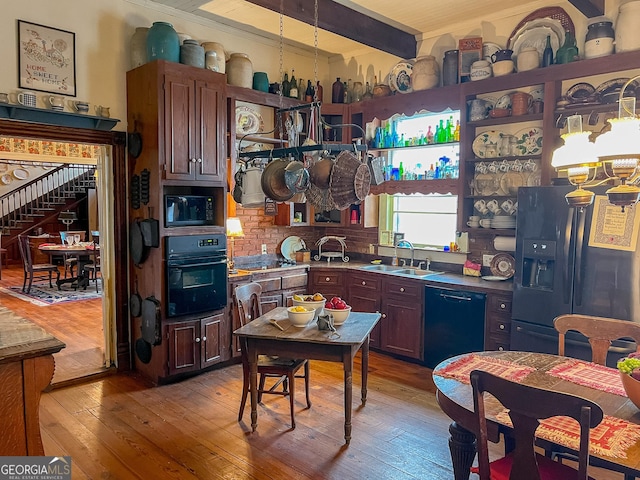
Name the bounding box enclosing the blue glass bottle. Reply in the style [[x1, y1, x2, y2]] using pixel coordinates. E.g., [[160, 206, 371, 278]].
[[146, 22, 180, 63]]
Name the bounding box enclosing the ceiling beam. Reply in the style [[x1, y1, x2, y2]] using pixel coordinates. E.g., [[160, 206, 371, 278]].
[[568, 0, 604, 17], [244, 0, 417, 59]]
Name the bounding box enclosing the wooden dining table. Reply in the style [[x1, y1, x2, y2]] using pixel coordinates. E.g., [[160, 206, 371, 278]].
[[433, 350, 640, 480], [233, 307, 381, 444], [39, 243, 99, 290]]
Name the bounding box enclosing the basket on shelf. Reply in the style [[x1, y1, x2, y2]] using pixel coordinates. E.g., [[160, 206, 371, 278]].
[[329, 150, 371, 210], [507, 6, 576, 50]]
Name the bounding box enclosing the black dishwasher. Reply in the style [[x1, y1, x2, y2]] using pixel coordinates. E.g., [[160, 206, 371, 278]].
[[423, 286, 486, 368]]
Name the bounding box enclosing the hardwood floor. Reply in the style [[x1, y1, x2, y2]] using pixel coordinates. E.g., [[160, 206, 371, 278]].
[[38, 352, 623, 479], [0, 264, 105, 384]]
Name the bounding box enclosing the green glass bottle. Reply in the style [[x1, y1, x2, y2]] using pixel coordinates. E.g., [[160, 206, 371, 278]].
[[556, 30, 579, 64], [398, 162, 405, 180]]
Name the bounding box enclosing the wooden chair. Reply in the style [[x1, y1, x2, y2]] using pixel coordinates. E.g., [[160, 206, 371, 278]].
[[17, 234, 60, 294], [554, 314, 640, 366], [470, 369, 603, 480], [234, 282, 311, 428], [83, 248, 101, 292]]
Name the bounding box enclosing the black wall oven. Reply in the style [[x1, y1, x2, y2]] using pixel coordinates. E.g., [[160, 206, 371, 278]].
[[165, 234, 227, 318]]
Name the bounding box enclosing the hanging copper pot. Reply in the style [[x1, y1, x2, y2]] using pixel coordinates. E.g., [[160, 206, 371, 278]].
[[261, 159, 295, 202], [308, 158, 334, 189]]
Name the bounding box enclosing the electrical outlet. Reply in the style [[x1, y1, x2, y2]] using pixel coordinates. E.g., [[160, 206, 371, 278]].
[[261, 244, 267, 255], [483, 254, 495, 267]]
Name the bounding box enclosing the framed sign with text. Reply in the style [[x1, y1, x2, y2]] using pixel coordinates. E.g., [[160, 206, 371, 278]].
[[17, 20, 76, 96]]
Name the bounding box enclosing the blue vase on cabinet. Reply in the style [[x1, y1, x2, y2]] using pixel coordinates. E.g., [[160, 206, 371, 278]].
[[146, 22, 179, 63]]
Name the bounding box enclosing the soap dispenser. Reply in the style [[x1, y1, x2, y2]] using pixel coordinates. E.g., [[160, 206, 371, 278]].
[[456, 231, 469, 253]]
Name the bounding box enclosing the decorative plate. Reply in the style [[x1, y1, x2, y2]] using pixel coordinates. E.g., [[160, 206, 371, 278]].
[[388, 61, 413, 94], [235, 106, 264, 135], [595, 77, 640, 96], [280, 235, 304, 261], [526, 172, 541, 186], [481, 275, 509, 281], [511, 18, 564, 64], [495, 94, 512, 109], [490, 253, 516, 279], [530, 86, 545, 102], [565, 82, 595, 100], [483, 42, 502, 62], [499, 171, 525, 195], [472, 130, 503, 158], [514, 127, 543, 155], [474, 173, 500, 196], [12, 168, 29, 180], [1, 174, 12, 185]]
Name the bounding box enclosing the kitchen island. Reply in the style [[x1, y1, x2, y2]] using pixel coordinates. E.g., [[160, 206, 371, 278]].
[[0, 306, 65, 455]]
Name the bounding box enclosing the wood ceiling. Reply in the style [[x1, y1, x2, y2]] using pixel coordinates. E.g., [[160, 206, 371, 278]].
[[150, 0, 602, 58]]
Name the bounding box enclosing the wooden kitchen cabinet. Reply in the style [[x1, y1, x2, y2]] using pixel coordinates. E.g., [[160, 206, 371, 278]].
[[348, 271, 382, 348], [308, 268, 346, 300], [380, 277, 423, 360], [162, 70, 225, 182], [167, 311, 227, 376], [484, 292, 513, 351]]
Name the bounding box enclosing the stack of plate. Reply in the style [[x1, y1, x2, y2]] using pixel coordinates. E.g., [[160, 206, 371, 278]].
[[491, 216, 516, 229]]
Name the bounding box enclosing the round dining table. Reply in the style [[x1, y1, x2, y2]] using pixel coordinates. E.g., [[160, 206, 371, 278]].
[[433, 350, 640, 480]]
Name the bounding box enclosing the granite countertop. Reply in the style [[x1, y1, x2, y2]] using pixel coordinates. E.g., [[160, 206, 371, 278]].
[[229, 258, 513, 294], [0, 307, 65, 363]]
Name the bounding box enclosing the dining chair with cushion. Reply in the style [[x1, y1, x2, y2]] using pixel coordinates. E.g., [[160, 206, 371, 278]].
[[17, 234, 60, 294], [234, 282, 311, 429], [470, 369, 603, 480], [554, 314, 640, 366]]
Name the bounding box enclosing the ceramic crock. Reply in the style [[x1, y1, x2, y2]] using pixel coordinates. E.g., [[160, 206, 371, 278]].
[[146, 22, 179, 63], [411, 55, 440, 91], [616, 0, 640, 53], [585, 17, 615, 58], [130, 27, 149, 69], [516, 47, 539, 72], [226, 53, 253, 88], [490, 49, 513, 63], [201, 42, 226, 73], [470, 60, 492, 81], [180, 39, 205, 68]]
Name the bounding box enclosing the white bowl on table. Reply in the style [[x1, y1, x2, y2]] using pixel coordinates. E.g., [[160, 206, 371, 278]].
[[292, 295, 326, 320], [287, 306, 315, 327], [324, 306, 352, 326]]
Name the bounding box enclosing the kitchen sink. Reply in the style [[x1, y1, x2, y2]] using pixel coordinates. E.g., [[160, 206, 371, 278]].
[[359, 265, 443, 278], [361, 264, 403, 272]]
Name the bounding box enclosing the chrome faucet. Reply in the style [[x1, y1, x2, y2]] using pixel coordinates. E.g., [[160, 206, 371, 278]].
[[417, 258, 431, 271], [396, 240, 415, 267]]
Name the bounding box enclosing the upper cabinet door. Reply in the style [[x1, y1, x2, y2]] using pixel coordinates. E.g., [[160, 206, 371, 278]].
[[163, 72, 195, 180], [195, 79, 225, 182]]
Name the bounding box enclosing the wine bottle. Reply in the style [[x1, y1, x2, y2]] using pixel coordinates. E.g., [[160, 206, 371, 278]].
[[297, 78, 304, 100], [315, 81, 323, 102], [542, 35, 554, 67], [289, 69, 298, 98], [305, 80, 314, 102], [332, 78, 344, 103], [282, 72, 290, 97]]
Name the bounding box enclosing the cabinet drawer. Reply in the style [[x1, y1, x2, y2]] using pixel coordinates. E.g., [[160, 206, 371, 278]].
[[349, 273, 380, 291], [487, 333, 510, 352], [254, 277, 281, 292], [488, 295, 512, 315], [488, 317, 511, 335], [281, 272, 308, 290], [311, 271, 343, 286], [383, 279, 421, 298]]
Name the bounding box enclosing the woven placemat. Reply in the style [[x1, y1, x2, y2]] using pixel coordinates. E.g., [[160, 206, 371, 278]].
[[547, 359, 625, 397], [434, 354, 536, 384]]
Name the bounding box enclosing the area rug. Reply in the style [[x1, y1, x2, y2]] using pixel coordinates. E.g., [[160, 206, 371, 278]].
[[495, 409, 640, 459], [0, 284, 101, 306], [434, 354, 536, 384]]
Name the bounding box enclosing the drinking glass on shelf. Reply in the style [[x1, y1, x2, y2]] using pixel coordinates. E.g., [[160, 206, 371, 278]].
[[73, 234, 80, 245], [65, 235, 73, 246]]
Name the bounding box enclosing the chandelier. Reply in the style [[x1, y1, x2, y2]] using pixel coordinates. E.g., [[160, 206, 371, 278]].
[[551, 77, 640, 211]]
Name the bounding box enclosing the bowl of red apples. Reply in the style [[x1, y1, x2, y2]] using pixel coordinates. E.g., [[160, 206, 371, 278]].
[[324, 296, 351, 325], [618, 352, 640, 409]]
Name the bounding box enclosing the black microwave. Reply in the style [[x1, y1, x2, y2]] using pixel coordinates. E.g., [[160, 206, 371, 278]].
[[165, 195, 215, 227]]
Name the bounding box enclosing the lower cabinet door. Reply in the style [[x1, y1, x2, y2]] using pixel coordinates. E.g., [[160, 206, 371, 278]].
[[201, 313, 224, 367], [260, 294, 282, 314], [168, 320, 200, 376], [381, 296, 423, 360]]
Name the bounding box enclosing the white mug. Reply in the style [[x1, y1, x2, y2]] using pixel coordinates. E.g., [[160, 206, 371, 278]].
[[69, 100, 89, 113], [16, 91, 37, 107], [0, 93, 9, 104], [479, 219, 492, 228], [95, 105, 110, 118], [475, 162, 488, 174], [468, 215, 480, 222], [501, 199, 514, 213], [467, 220, 480, 228], [474, 199, 488, 214], [487, 199, 500, 212], [47, 95, 64, 110]]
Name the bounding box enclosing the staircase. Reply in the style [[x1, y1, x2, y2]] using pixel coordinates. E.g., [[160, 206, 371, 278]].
[[1, 164, 96, 260]]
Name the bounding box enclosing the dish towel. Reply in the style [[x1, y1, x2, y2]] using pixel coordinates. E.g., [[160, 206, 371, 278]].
[[434, 354, 535, 384], [547, 359, 626, 397]]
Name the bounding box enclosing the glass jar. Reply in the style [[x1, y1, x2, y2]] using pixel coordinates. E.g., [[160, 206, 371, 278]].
[[585, 18, 615, 58]]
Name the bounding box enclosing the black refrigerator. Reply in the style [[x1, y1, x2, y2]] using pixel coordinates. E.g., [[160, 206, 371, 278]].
[[511, 186, 640, 366]]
